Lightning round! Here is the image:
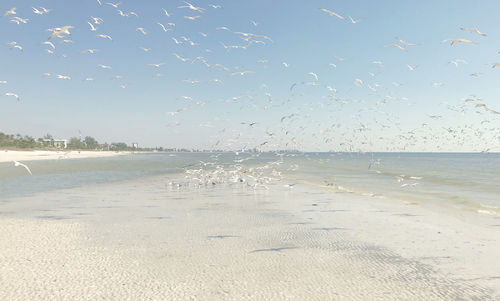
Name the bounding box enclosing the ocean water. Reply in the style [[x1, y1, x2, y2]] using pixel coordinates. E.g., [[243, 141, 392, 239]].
[[1, 152, 499, 216]]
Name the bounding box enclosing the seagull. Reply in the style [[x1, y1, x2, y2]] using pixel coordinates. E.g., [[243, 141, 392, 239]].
[[57, 74, 71, 80], [308, 72, 319, 81], [4, 7, 16, 17], [14, 161, 32, 175], [81, 49, 98, 54], [210, 4, 221, 8], [140, 47, 152, 52], [349, 16, 360, 23], [136, 27, 147, 35], [91, 16, 104, 24], [87, 22, 97, 31], [460, 27, 487, 36], [5, 93, 20, 101], [48, 26, 74, 40], [97, 34, 112, 40], [475, 103, 500, 114], [184, 15, 201, 20], [106, 2, 122, 8], [491, 62, 500, 68], [386, 43, 406, 51], [98, 64, 112, 69], [320, 8, 344, 19], [178, 2, 205, 13], [0, 81, 6, 84], [395, 37, 418, 47], [33, 7, 51, 15], [443, 38, 477, 46], [42, 41, 56, 50], [157, 23, 171, 32], [216, 26, 230, 31], [148, 62, 168, 68], [251, 20, 258, 26], [282, 62, 289, 68], [162, 8, 171, 16], [407, 64, 418, 71]]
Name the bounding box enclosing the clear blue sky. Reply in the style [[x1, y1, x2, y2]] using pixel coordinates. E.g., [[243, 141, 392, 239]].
[[1, 0, 499, 151]]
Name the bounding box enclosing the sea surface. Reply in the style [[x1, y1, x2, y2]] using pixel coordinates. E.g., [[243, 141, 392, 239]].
[[1, 152, 499, 216]]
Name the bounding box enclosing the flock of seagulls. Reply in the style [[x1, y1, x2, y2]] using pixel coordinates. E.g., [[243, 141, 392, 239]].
[[0, 1, 499, 157]]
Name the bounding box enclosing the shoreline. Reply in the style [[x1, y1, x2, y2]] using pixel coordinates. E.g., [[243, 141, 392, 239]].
[[0, 150, 135, 163]]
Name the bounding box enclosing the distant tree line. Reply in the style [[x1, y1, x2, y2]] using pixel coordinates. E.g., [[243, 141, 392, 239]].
[[0, 132, 162, 151]]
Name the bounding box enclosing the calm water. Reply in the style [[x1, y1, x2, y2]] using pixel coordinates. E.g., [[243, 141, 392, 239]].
[[1, 152, 499, 216]]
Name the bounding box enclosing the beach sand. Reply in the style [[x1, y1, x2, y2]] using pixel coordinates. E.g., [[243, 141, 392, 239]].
[[0, 150, 132, 163], [1, 175, 499, 300]]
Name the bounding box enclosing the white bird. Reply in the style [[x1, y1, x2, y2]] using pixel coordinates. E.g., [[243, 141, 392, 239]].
[[14, 161, 32, 175], [443, 38, 477, 46], [407, 64, 418, 71], [282, 62, 289, 68], [57, 74, 71, 80], [148, 62, 168, 68], [475, 103, 500, 114], [106, 2, 122, 8], [42, 41, 56, 49], [0, 81, 7, 84], [354, 78, 363, 86], [5, 92, 20, 101], [157, 23, 170, 32], [210, 4, 221, 8], [162, 8, 171, 17], [199, 32, 208, 37], [10, 17, 29, 24], [4, 7, 16, 17], [81, 49, 98, 54], [320, 8, 344, 19], [308, 72, 318, 81], [178, 2, 205, 13], [460, 27, 487, 36], [251, 20, 258, 26], [140, 47, 152, 52], [136, 27, 147, 35], [33, 7, 51, 15], [91, 16, 104, 24], [48, 26, 74, 40], [172, 37, 182, 44], [98, 64, 112, 69], [395, 37, 418, 47], [87, 21, 97, 31], [97, 34, 112, 40], [184, 15, 201, 20], [349, 16, 360, 23], [490, 62, 500, 68], [386, 43, 406, 51]]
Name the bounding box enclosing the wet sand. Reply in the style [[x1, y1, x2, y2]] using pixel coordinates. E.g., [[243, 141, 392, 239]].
[[0, 150, 132, 163], [0, 175, 499, 300]]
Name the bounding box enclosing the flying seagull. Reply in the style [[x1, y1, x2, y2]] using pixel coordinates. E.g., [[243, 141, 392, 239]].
[[14, 161, 32, 175]]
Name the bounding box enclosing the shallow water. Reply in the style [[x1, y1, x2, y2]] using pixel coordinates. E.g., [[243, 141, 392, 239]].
[[1, 152, 499, 216]]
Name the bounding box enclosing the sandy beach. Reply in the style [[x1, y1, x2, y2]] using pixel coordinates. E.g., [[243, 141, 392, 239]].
[[1, 169, 499, 300], [0, 150, 133, 163]]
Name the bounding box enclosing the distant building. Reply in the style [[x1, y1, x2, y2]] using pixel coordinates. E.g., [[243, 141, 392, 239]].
[[43, 139, 67, 149]]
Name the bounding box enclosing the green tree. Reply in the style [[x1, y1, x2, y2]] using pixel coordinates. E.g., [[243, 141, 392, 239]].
[[68, 137, 85, 149], [84, 136, 100, 150]]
